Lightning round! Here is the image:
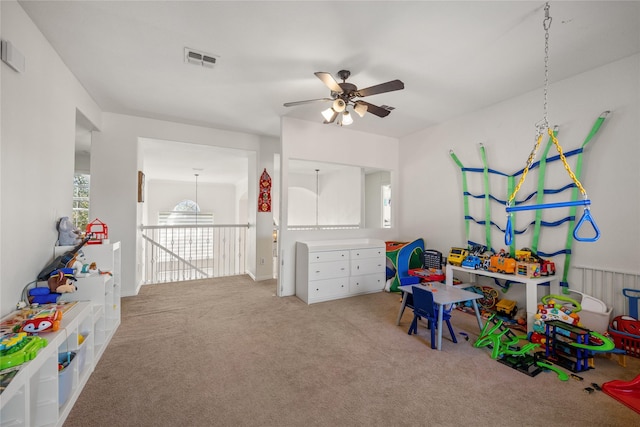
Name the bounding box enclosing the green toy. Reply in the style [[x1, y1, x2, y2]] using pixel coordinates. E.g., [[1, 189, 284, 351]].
[[536, 361, 569, 381]]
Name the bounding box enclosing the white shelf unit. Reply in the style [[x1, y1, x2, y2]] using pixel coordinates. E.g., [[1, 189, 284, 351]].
[[56, 242, 121, 361], [445, 263, 560, 332], [0, 242, 122, 427], [296, 239, 386, 304], [1, 302, 93, 427]]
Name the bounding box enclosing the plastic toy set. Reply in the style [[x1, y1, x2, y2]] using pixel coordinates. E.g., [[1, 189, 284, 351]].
[[450, 245, 555, 278], [0, 333, 47, 370]]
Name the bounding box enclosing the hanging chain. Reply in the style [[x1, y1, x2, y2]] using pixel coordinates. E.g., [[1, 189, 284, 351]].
[[507, 4, 552, 207], [549, 128, 587, 196], [507, 133, 544, 206], [541, 3, 587, 198], [542, 2, 552, 131], [507, 3, 587, 206]]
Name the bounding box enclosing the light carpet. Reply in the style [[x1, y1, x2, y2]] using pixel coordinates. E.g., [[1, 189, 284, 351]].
[[63, 275, 640, 426]]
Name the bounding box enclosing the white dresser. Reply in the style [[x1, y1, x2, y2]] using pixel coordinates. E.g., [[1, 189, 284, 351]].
[[296, 239, 386, 304]]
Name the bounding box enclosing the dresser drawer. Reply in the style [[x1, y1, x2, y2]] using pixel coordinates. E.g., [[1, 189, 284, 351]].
[[309, 278, 350, 301], [350, 247, 384, 259], [308, 260, 349, 281], [309, 250, 349, 263], [296, 240, 386, 304], [351, 257, 385, 276], [350, 274, 385, 294]]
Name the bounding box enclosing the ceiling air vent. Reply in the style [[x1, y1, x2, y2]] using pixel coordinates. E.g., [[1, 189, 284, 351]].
[[184, 47, 218, 68]]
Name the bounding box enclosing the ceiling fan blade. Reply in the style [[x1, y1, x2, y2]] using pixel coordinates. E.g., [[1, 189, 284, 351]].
[[323, 110, 339, 124], [356, 101, 391, 118], [283, 98, 332, 107], [315, 72, 343, 94], [356, 79, 404, 97]]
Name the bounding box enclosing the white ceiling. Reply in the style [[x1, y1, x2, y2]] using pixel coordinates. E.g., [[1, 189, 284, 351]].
[[139, 137, 250, 184], [19, 1, 640, 183]]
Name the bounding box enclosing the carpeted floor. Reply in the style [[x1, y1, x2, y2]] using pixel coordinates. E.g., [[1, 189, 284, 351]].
[[63, 275, 640, 426]]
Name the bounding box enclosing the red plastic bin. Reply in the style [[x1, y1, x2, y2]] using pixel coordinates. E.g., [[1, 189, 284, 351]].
[[608, 328, 640, 358]]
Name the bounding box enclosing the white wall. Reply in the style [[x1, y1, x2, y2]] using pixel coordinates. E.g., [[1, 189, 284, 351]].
[[365, 171, 390, 229], [0, 1, 102, 316], [255, 136, 279, 281], [399, 54, 640, 311], [91, 113, 271, 297], [278, 117, 400, 297], [74, 151, 91, 174], [288, 167, 361, 225]]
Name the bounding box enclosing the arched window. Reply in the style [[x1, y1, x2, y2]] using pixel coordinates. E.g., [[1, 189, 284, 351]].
[[158, 200, 213, 225], [174, 199, 200, 212]]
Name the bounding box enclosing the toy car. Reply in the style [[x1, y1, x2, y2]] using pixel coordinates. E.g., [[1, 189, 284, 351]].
[[539, 259, 556, 276], [447, 247, 469, 266], [461, 255, 483, 270], [496, 299, 518, 318], [489, 253, 516, 274]]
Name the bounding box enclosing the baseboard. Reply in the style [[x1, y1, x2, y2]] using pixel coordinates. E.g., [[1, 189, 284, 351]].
[[253, 274, 274, 281]]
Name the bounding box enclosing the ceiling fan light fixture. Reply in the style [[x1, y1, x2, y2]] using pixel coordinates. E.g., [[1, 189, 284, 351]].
[[284, 69, 404, 126], [332, 98, 346, 113], [321, 107, 335, 121], [354, 102, 368, 118], [341, 111, 353, 126]]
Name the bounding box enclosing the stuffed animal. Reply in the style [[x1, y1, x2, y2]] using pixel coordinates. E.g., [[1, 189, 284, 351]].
[[28, 269, 77, 304], [66, 250, 97, 277], [47, 269, 77, 294], [57, 216, 82, 246]]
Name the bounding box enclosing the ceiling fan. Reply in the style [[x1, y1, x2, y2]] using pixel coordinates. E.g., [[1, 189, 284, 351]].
[[283, 70, 404, 126]]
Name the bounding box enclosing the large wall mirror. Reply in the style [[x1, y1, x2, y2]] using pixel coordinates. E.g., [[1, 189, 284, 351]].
[[287, 159, 391, 230]]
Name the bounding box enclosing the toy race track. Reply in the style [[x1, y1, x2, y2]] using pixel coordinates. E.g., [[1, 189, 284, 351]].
[[602, 373, 640, 414]]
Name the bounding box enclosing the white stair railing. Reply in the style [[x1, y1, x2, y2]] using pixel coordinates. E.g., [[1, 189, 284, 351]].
[[140, 224, 248, 284]]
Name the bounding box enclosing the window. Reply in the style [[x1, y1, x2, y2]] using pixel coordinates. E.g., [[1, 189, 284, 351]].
[[158, 200, 214, 225], [73, 174, 90, 230], [382, 184, 391, 228]]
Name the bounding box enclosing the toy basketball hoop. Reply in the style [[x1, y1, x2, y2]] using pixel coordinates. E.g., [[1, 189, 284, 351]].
[[86, 218, 108, 244]]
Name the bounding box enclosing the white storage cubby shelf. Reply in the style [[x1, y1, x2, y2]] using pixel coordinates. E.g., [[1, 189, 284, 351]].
[[0, 242, 120, 427], [296, 239, 386, 304], [445, 263, 560, 332]]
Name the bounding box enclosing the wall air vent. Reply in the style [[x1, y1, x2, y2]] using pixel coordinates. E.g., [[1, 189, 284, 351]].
[[184, 47, 218, 68]]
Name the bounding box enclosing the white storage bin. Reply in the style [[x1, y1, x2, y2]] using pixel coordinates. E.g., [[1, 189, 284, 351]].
[[568, 290, 612, 333], [76, 332, 90, 374], [58, 351, 77, 407]]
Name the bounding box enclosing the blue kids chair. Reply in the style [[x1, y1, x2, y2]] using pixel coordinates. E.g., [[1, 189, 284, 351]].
[[408, 286, 457, 349]]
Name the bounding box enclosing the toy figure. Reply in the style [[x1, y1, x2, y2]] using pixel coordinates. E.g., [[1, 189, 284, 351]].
[[66, 251, 97, 277]]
